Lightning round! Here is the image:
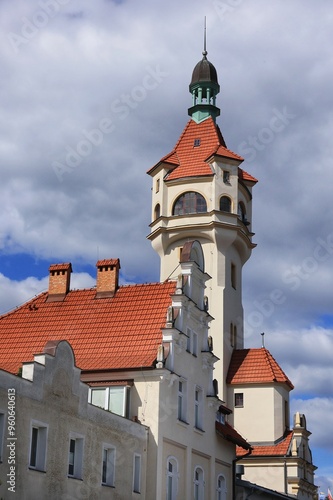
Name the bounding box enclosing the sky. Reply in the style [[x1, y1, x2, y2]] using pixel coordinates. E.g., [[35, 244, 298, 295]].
[[0, 0, 332, 492]]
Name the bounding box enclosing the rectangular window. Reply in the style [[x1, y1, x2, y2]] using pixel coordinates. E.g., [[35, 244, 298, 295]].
[[68, 436, 84, 479], [194, 387, 203, 430], [223, 170, 230, 183], [231, 263, 236, 289], [193, 138, 201, 147], [89, 386, 129, 417], [133, 454, 141, 493], [102, 446, 115, 486], [235, 393, 244, 408], [186, 328, 191, 352], [29, 423, 48, 471], [186, 328, 198, 356], [156, 178, 160, 193], [178, 380, 187, 422], [192, 332, 198, 357]]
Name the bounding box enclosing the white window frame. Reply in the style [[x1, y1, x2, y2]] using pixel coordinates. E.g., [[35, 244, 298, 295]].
[[29, 420, 48, 471], [102, 444, 116, 487], [194, 466, 205, 500], [217, 473, 227, 500], [89, 386, 129, 417], [133, 453, 141, 493], [166, 455, 179, 500], [194, 386, 204, 430], [177, 379, 187, 423], [68, 433, 84, 479]]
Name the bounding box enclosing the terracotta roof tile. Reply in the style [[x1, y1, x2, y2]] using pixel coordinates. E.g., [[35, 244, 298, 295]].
[[0, 281, 176, 374], [148, 118, 256, 183], [227, 349, 294, 389], [236, 431, 293, 457], [216, 421, 251, 450]]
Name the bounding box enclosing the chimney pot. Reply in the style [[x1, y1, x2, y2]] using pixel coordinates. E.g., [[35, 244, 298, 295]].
[[96, 259, 120, 298]]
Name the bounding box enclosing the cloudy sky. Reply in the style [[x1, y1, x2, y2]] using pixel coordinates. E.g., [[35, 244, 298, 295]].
[[1, 0, 332, 491]]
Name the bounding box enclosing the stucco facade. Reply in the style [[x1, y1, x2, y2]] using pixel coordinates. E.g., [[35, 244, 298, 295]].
[[0, 341, 148, 500]]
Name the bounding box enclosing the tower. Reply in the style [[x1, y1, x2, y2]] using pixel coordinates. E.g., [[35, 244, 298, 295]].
[[147, 44, 258, 399]]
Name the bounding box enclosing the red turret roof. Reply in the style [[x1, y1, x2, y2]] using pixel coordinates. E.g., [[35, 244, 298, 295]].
[[0, 281, 176, 374], [148, 117, 257, 183], [227, 348, 294, 389]]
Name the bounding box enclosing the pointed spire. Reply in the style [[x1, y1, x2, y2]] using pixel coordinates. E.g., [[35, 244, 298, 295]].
[[188, 19, 220, 123], [203, 16, 207, 58]]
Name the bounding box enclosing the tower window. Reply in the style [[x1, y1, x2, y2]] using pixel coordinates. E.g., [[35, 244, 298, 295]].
[[238, 202, 248, 224], [223, 170, 230, 184], [154, 203, 161, 220], [220, 196, 231, 213], [173, 191, 207, 216], [194, 138, 201, 147], [235, 393, 244, 408], [231, 263, 236, 289], [156, 178, 160, 193]]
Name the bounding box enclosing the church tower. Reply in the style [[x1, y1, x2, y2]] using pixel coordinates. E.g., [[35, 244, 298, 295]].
[[147, 45, 257, 399]]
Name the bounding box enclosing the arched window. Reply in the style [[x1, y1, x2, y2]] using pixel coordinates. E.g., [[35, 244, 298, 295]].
[[216, 474, 227, 500], [166, 456, 178, 500], [194, 466, 204, 500], [219, 196, 231, 213], [173, 192, 207, 216], [154, 203, 161, 219]]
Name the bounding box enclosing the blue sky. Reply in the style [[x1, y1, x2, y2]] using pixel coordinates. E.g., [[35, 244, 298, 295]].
[[0, 0, 332, 491]]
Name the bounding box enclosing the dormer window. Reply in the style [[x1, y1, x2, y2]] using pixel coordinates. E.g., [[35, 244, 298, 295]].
[[193, 138, 201, 147]]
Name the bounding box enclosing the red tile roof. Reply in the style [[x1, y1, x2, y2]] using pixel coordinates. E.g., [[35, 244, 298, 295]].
[[147, 117, 253, 182], [227, 349, 294, 389], [236, 430, 293, 457], [216, 421, 251, 450], [0, 281, 176, 374]]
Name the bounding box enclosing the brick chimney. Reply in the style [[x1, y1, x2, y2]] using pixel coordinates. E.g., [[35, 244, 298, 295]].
[[96, 259, 120, 298], [47, 263, 72, 302]]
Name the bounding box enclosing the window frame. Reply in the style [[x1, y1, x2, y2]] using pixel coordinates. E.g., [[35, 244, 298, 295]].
[[133, 453, 141, 493], [177, 379, 187, 423], [234, 393, 244, 408], [89, 386, 130, 418], [219, 195, 232, 213], [194, 386, 204, 431], [102, 445, 116, 487], [173, 191, 207, 216], [68, 434, 84, 479], [29, 421, 48, 472], [194, 466, 205, 500], [166, 455, 179, 500], [217, 473, 227, 500]]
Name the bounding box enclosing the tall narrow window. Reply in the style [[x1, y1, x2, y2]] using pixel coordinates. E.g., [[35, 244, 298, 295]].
[[231, 263, 236, 289], [102, 446, 115, 486], [194, 466, 204, 500], [167, 456, 179, 500], [194, 387, 203, 430], [178, 380, 187, 422], [29, 423, 48, 471], [223, 170, 230, 184], [154, 203, 161, 219], [217, 474, 227, 500], [68, 436, 84, 479], [156, 178, 160, 193], [133, 454, 141, 493]]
